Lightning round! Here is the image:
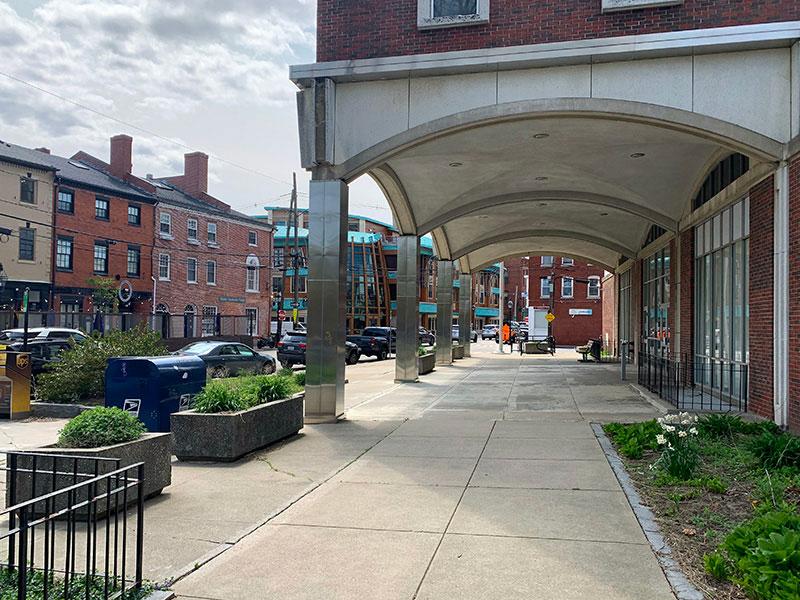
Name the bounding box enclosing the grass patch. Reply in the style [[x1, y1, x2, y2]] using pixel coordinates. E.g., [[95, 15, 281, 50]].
[[0, 568, 155, 599], [603, 416, 800, 600]]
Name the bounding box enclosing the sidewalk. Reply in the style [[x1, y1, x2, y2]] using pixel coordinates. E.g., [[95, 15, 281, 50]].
[[172, 348, 674, 599]]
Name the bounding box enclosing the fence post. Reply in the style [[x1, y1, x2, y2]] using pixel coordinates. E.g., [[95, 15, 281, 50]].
[[135, 463, 145, 588]]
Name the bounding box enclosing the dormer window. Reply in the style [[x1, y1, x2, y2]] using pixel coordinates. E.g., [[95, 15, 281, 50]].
[[418, 0, 488, 30]]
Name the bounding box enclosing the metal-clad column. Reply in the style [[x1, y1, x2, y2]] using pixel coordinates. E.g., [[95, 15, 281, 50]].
[[435, 261, 454, 366], [305, 179, 347, 423], [497, 261, 505, 354], [395, 235, 420, 383], [458, 273, 472, 357], [774, 162, 789, 428]]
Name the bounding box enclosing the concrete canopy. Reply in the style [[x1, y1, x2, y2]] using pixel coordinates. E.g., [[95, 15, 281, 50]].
[[351, 110, 776, 270]]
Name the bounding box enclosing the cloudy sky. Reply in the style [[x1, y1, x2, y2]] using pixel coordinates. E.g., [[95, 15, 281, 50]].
[[0, 0, 391, 221]]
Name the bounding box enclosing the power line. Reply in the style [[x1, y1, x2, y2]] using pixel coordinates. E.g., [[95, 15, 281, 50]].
[[0, 69, 308, 193]]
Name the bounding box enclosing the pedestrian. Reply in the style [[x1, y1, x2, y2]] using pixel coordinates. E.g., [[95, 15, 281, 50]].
[[502, 323, 510, 348]]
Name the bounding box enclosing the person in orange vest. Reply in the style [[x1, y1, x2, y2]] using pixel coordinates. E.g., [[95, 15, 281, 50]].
[[502, 323, 511, 346]]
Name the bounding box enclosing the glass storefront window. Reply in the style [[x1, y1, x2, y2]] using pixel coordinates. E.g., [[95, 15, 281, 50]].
[[642, 246, 670, 358]]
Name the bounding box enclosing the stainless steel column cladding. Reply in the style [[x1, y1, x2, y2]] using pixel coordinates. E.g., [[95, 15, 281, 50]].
[[305, 179, 348, 422], [435, 261, 454, 366], [395, 235, 420, 382], [458, 273, 472, 357]]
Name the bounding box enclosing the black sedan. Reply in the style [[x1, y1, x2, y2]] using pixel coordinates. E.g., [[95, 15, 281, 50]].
[[277, 332, 361, 369], [7, 339, 73, 376], [176, 341, 276, 378]]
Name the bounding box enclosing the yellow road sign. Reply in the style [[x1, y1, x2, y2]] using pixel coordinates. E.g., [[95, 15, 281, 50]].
[[545, 312, 556, 323]]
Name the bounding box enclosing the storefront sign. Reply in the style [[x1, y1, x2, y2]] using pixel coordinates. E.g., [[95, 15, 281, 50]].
[[219, 296, 245, 304], [569, 309, 593, 316]]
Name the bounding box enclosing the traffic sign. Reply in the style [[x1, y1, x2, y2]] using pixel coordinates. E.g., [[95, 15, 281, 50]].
[[278, 309, 286, 320], [545, 312, 556, 323]]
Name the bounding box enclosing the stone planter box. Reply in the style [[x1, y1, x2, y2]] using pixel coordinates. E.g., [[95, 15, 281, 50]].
[[7, 433, 172, 516], [418, 352, 436, 375], [452, 345, 465, 360], [31, 401, 95, 419], [171, 393, 304, 462]]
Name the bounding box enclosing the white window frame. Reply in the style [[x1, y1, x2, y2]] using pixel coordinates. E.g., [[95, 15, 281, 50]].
[[246, 255, 260, 292], [201, 305, 217, 337], [159, 212, 172, 237], [562, 276, 574, 299], [248, 231, 258, 246], [206, 260, 217, 285], [418, 0, 489, 30], [207, 222, 217, 245], [588, 276, 601, 299], [561, 257, 574, 266], [158, 253, 171, 281], [541, 255, 553, 267], [539, 276, 551, 299], [187, 218, 198, 243], [187, 257, 198, 284]]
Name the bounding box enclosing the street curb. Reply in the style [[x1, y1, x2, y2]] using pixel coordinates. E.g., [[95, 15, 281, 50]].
[[591, 423, 704, 600]]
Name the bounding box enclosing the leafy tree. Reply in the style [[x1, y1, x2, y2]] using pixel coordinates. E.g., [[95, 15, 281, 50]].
[[86, 276, 119, 312]]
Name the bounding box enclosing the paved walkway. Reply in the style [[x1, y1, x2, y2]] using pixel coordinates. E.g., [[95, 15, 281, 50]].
[[173, 347, 675, 599]]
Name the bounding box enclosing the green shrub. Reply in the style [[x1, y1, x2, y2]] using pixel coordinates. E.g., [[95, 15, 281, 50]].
[[698, 414, 780, 440], [193, 375, 298, 414], [604, 420, 661, 459], [704, 551, 730, 580], [713, 510, 800, 599], [747, 432, 800, 470], [417, 345, 430, 356], [57, 407, 145, 448], [37, 326, 167, 404], [294, 371, 305, 387], [278, 367, 295, 378]]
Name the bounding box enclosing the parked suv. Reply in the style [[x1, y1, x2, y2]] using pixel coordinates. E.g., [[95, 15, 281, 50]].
[[452, 326, 478, 343], [361, 327, 396, 353], [481, 324, 499, 340], [277, 332, 361, 369]]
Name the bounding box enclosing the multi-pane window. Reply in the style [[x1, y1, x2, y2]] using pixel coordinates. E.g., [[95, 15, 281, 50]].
[[561, 257, 574, 266], [694, 197, 750, 391], [561, 277, 573, 298], [56, 237, 73, 270], [19, 176, 35, 204], [206, 260, 216, 285], [187, 258, 197, 283], [248, 231, 257, 245], [642, 246, 670, 357], [245, 307, 258, 336], [273, 247, 284, 268], [158, 253, 170, 280], [127, 204, 141, 226], [540, 256, 553, 267], [95, 197, 109, 220], [246, 256, 259, 292], [207, 222, 217, 244], [433, 0, 479, 17], [540, 276, 551, 299], [619, 269, 632, 349], [290, 276, 307, 294], [187, 219, 198, 241], [588, 276, 600, 299], [93, 242, 109, 274], [272, 276, 282, 293], [201, 305, 217, 337], [159, 212, 172, 236], [127, 246, 141, 277], [57, 189, 74, 213], [18, 228, 35, 261]]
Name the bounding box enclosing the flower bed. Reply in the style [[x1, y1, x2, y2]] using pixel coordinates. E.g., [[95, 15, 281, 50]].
[[171, 373, 304, 462], [604, 413, 799, 600]]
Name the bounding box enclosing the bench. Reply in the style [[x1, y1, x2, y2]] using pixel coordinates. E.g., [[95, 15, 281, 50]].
[[576, 339, 601, 362]]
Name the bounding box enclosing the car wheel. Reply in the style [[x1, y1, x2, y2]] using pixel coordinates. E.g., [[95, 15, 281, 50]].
[[346, 350, 359, 365], [377, 348, 388, 361], [279, 360, 291, 369], [261, 361, 276, 375], [211, 365, 228, 379]]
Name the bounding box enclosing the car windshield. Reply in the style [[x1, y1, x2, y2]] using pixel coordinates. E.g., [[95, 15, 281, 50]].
[[179, 342, 220, 355], [1, 331, 25, 340]]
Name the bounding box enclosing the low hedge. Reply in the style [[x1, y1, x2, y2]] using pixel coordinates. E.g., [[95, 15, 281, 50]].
[[193, 374, 301, 414], [57, 407, 146, 448]]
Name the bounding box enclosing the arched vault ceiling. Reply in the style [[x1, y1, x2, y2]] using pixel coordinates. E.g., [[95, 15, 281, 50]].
[[380, 116, 766, 235], [464, 236, 621, 274]]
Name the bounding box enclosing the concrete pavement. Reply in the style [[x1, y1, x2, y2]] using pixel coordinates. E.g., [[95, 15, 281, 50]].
[[172, 344, 674, 599]]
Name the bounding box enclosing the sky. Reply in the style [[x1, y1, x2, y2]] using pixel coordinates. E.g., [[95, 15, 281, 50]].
[[0, 0, 392, 222]]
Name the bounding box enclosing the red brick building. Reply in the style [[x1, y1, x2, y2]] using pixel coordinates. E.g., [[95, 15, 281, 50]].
[[150, 152, 273, 339]]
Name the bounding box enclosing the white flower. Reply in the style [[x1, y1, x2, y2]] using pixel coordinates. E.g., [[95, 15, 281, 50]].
[[656, 434, 667, 445], [665, 425, 676, 433], [689, 427, 698, 435], [678, 430, 688, 438]]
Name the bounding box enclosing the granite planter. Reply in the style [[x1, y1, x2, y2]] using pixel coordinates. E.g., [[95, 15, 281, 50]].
[[7, 433, 172, 516], [452, 344, 465, 360], [418, 352, 436, 375], [171, 393, 304, 462]]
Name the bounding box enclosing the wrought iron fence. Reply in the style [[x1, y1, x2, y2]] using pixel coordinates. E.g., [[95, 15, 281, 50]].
[[3, 452, 145, 599], [637, 352, 748, 412]]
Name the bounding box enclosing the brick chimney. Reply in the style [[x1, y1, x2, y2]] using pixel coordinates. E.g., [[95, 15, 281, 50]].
[[183, 152, 208, 195], [109, 134, 133, 178], [35, 147, 50, 154]]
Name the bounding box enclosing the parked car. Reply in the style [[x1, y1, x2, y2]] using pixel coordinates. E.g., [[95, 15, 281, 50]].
[[175, 341, 276, 378], [276, 332, 361, 369], [418, 327, 435, 346], [0, 327, 88, 343], [347, 333, 391, 360], [481, 324, 499, 340], [7, 339, 73, 375], [361, 327, 397, 353], [451, 326, 478, 343]]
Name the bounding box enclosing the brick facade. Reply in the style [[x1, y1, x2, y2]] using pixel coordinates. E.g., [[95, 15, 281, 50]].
[[748, 175, 775, 420], [317, 0, 800, 62], [788, 159, 800, 433]]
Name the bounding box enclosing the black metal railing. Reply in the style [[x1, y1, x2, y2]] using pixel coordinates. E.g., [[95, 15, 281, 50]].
[[3, 452, 145, 599], [637, 353, 748, 412]]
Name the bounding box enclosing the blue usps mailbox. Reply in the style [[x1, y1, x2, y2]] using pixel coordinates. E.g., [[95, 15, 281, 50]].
[[105, 355, 206, 432]]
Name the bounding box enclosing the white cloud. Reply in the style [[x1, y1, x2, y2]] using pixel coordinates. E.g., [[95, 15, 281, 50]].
[[0, 0, 392, 222]]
